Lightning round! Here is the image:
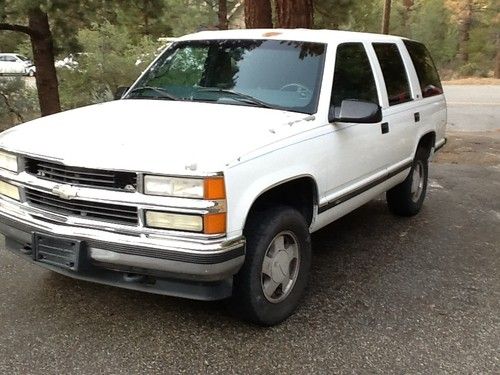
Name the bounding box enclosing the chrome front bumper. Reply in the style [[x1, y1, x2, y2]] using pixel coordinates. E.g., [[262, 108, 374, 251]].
[[0, 196, 245, 300]]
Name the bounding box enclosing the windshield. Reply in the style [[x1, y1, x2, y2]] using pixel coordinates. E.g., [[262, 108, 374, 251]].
[[126, 39, 326, 114], [15, 55, 29, 61]]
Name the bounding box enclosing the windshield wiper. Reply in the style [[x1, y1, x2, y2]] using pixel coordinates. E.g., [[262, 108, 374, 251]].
[[126, 86, 179, 101], [196, 88, 276, 109]]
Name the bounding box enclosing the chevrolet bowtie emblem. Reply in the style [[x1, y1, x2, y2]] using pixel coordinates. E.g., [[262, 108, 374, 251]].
[[51, 184, 78, 200]]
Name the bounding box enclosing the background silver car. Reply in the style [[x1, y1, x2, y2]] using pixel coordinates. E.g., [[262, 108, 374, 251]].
[[0, 53, 36, 76]]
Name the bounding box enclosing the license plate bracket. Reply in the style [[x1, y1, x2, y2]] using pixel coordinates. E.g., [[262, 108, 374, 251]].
[[32, 233, 82, 271]]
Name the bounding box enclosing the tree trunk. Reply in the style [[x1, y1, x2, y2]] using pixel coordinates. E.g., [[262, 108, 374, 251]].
[[402, 0, 414, 36], [28, 8, 61, 116], [457, 0, 472, 63], [218, 0, 229, 29], [381, 0, 391, 34], [245, 0, 273, 28], [495, 32, 500, 79], [275, 0, 314, 28]]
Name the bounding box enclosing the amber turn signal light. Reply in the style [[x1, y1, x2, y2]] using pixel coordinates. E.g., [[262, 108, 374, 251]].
[[204, 177, 226, 200], [203, 213, 226, 234]]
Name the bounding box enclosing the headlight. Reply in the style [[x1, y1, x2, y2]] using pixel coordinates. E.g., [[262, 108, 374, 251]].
[[0, 180, 20, 201], [144, 176, 203, 198], [0, 151, 19, 172], [145, 211, 203, 232], [144, 176, 225, 199], [144, 211, 226, 234]]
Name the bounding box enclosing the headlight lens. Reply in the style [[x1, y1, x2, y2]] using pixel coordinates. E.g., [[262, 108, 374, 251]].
[[144, 176, 204, 198], [143, 176, 225, 199], [0, 151, 18, 172], [145, 211, 203, 232], [0, 180, 20, 201]]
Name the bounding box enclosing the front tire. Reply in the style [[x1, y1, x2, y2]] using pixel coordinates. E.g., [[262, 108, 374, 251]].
[[386, 147, 429, 216], [233, 206, 311, 326]]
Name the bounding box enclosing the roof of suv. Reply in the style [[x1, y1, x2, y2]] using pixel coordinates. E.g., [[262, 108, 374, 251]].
[[178, 29, 408, 44]]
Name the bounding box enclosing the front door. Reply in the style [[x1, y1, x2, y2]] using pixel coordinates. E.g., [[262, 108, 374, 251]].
[[322, 42, 390, 205]]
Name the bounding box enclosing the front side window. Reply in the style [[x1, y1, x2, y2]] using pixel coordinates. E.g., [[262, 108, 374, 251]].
[[373, 43, 412, 106], [330, 43, 379, 108], [127, 39, 327, 114], [403, 40, 443, 98]]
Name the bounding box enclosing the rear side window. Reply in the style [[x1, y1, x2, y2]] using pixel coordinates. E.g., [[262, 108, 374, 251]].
[[373, 43, 412, 106], [403, 40, 443, 98], [331, 43, 379, 107]]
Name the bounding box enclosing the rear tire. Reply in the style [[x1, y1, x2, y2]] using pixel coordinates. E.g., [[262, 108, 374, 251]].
[[386, 147, 429, 216], [232, 206, 311, 326]]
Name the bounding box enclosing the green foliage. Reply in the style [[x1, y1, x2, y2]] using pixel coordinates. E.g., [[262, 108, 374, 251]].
[[0, 77, 39, 130], [408, 0, 458, 67], [314, 0, 357, 30], [58, 22, 159, 110], [0, 31, 27, 53], [346, 0, 383, 32]]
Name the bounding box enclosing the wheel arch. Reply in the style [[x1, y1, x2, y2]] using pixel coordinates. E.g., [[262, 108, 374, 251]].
[[243, 175, 319, 233], [416, 131, 436, 159]]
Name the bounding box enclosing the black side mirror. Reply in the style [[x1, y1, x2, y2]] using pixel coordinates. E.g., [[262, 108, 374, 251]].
[[329, 99, 382, 124], [114, 86, 130, 100]]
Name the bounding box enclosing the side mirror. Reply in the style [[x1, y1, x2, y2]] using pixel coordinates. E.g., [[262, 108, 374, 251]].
[[114, 86, 130, 100], [329, 99, 382, 124]]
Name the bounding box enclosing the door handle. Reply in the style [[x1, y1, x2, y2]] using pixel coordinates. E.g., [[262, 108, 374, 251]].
[[381, 122, 389, 134], [414, 112, 420, 122]]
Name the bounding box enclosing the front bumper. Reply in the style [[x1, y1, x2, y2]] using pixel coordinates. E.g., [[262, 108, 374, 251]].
[[0, 197, 245, 300]]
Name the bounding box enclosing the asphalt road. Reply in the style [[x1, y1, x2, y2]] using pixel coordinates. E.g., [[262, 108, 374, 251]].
[[444, 85, 500, 132], [0, 86, 499, 374]]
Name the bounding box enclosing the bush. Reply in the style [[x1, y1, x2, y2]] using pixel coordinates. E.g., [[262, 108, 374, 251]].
[[456, 62, 490, 78], [58, 22, 160, 110], [0, 77, 39, 131]]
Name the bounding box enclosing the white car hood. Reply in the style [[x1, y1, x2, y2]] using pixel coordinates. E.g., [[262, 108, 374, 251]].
[[0, 100, 311, 174]]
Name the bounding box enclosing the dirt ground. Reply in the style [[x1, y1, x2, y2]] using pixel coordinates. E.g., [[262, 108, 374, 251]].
[[442, 77, 500, 85], [434, 130, 500, 167]]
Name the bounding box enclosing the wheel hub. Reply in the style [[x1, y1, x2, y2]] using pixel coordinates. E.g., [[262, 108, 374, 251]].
[[411, 161, 425, 202], [270, 251, 290, 284], [261, 231, 300, 303]]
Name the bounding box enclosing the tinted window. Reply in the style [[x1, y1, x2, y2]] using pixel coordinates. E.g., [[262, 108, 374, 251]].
[[403, 40, 443, 98], [373, 43, 412, 106], [331, 43, 379, 108], [130, 39, 326, 114]]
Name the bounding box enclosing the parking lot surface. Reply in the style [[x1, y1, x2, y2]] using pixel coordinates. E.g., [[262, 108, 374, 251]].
[[0, 85, 499, 374]]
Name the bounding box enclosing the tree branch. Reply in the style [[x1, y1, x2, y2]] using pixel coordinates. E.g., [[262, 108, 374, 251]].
[[0, 92, 24, 124], [0, 23, 34, 37]]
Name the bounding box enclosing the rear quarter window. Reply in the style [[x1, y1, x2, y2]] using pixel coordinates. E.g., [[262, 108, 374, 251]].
[[403, 40, 443, 98], [373, 43, 412, 106]]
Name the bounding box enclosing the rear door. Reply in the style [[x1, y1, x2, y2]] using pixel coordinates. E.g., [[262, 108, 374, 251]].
[[402, 40, 447, 146]]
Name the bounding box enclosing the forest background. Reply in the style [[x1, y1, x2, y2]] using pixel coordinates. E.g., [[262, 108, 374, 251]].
[[0, 0, 498, 127]]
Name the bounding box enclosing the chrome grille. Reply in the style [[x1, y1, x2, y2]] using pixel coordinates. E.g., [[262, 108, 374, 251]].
[[25, 158, 137, 191], [25, 188, 138, 225]]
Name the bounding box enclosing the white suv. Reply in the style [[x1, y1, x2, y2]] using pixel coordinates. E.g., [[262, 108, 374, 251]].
[[0, 53, 36, 76], [0, 29, 446, 325]]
